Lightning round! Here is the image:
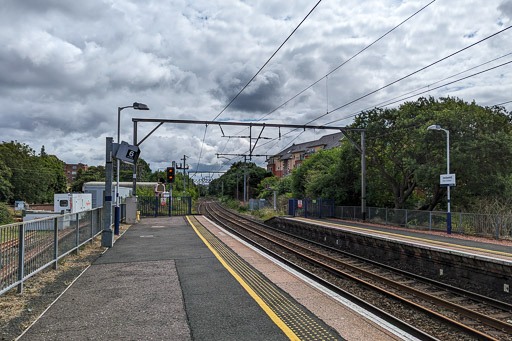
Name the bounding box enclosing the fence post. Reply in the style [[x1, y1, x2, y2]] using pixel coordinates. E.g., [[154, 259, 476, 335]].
[[341, 206, 344, 219], [496, 215, 500, 240], [405, 209, 408, 228], [429, 211, 432, 231], [331, 200, 335, 218], [385, 208, 388, 225], [90, 210, 94, 243], [318, 199, 322, 219], [17, 224, 25, 293], [75, 213, 80, 255], [354, 206, 356, 220], [304, 199, 307, 218], [188, 197, 192, 215], [368, 207, 371, 220], [155, 195, 158, 217], [459, 213, 462, 234], [53, 218, 58, 270]]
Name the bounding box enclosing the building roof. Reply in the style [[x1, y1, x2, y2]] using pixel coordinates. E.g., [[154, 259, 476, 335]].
[[273, 132, 343, 160], [83, 182, 158, 188]]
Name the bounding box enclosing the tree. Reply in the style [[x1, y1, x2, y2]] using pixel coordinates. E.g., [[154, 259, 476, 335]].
[[351, 96, 512, 210], [0, 141, 65, 203], [71, 166, 105, 192], [209, 162, 272, 199], [0, 202, 14, 225]]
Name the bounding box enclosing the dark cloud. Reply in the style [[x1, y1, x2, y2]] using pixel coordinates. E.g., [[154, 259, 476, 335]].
[[0, 0, 510, 172]]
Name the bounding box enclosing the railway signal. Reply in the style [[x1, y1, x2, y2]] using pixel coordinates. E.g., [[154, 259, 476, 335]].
[[166, 167, 176, 183]]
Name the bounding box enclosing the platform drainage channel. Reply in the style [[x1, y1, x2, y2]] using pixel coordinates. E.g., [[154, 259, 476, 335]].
[[187, 216, 344, 341]]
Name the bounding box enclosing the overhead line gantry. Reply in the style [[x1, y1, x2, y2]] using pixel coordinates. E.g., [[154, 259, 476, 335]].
[[131, 118, 368, 219]]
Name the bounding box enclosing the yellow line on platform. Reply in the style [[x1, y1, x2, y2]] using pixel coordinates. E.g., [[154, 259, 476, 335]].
[[186, 216, 300, 341], [297, 217, 512, 258]]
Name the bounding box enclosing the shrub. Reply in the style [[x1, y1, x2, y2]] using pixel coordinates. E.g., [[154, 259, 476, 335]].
[[0, 203, 14, 225]]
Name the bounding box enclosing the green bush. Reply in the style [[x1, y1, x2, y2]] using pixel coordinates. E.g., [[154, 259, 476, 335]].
[[0, 203, 14, 225]]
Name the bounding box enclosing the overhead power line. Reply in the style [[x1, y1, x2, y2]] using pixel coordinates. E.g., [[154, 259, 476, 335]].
[[217, 0, 437, 159], [493, 100, 512, 106], [306, 25, 512, 125], [256, 0, 437, 123], [211, 0, 323, 122], [196, 0, 323, 175], [325, 59, 512, 125], [255, 57, 512, 156]]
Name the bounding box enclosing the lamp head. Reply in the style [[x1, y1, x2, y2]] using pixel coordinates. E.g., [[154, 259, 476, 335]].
[[427, 124, 441, 131], [133, 102, 149, 110]]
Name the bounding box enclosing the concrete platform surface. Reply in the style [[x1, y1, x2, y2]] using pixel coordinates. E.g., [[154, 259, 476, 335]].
[[18, 217, 290, 341]]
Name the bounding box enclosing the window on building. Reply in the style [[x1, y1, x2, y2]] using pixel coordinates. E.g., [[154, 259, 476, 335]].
[[72, 171, 76, 175], [72, 177, 76, 181], [72, 165, 77, 169]]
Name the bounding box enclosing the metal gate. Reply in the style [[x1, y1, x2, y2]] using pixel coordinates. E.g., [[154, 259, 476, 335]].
[[138, 196, 192, 217]]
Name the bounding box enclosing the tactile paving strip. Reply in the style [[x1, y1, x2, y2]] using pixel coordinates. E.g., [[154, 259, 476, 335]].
[[187, 216, 344, 341]]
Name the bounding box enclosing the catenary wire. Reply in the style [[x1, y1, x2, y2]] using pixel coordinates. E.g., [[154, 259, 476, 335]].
[[210, 0, 437, 172], [254, 57, 512, 155], [325, 59, 512, 125], [195, 0, 324, 176], [305, 25, 512, 126], [255, 0, 437, 124]]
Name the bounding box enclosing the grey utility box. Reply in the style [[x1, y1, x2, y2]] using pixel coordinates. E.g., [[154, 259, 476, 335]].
[[125, 196, 138, 224]]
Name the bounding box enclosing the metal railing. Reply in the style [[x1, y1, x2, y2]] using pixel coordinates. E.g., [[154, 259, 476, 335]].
[[330, 205, 512, 239], [0, 204, 126, 296]]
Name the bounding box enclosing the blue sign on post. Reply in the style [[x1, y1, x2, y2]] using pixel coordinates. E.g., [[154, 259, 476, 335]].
[[15, 201, 24, 211]]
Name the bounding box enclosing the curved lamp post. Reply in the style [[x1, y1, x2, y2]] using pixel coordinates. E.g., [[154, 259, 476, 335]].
[[116, 102, 149, 234], [427, 124, 451, 234]]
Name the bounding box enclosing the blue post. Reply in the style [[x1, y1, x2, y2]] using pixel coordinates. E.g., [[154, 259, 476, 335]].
[[293, 199, 296, 217], [114, 206, 120, 235], [331, 200, 334, 218], [318, 199, 322, 219], [304, 199, 307, 218], [447, 211, 452, 234], [155, 195, 158, 217], [188, 197, 192, 215]]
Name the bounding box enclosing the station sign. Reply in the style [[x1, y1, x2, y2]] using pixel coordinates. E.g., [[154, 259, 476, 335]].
[[297, 200, 303, 208], [440, 174, 456, 187], [15, 201, 24, 211]]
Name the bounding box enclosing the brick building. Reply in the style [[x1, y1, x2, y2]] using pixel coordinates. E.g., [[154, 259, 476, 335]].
[[266, 132, 342, 178], [64, 163, 88, 184]]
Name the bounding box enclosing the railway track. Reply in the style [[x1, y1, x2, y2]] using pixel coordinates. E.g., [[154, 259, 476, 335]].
[[1, 223, 87, 288], [200, 200, 512, 341]]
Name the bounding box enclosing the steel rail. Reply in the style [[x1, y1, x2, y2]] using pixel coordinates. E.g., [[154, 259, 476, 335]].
[[206, 201, 508, 340], [214, 203, 512, 313], [200, 202, 438, 341]]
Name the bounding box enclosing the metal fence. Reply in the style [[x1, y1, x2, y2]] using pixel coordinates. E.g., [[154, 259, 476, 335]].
[[288, 198, 335, 219], [289, 200, 512, 239], [0, 204, 125, 296], [137, 196, 192, 217]]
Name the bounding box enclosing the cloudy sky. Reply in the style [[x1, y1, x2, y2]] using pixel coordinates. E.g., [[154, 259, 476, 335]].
[[1, 0, 511, 178]]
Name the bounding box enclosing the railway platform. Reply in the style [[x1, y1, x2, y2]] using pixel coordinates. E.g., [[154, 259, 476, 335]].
[[17, 216, 417, 341]]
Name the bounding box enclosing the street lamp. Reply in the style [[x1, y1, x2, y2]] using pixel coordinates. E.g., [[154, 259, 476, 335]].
[[116, 102, 149, 235], [427, 124, 452, 234]]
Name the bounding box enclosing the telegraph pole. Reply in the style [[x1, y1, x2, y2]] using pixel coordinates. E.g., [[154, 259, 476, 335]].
[[182, 155, 187, 196], [176, 156, 189, 197], [243, 156, 247, 204]]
